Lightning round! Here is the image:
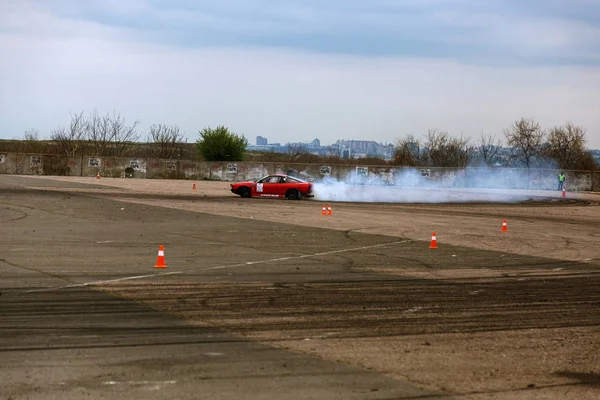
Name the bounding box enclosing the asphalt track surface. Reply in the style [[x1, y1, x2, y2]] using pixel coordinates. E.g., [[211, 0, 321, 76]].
[[1, 175, 599, 399], [0, 176, 451, 400]]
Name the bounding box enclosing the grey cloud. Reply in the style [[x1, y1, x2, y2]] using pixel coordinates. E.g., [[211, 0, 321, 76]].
[[1, 0, 599, 148]]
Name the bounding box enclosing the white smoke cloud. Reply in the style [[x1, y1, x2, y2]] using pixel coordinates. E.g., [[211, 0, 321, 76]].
[[310, 167, 567, 203]]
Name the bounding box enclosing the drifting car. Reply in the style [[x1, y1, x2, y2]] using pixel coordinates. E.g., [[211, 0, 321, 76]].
[[230, 174, 314, 200]]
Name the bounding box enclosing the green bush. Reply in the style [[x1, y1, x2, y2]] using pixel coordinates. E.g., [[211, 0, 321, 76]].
[[196, 126, 248, 161]]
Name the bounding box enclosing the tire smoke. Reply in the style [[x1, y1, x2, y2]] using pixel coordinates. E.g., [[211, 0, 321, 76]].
[[310, 167, 562, 203]]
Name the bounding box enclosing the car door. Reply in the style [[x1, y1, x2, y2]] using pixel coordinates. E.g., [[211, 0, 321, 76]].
[[251, 177, 265, 196], [276, 176, 292, 196], [266, 176, 285, 196], [253, 176, 278, 196]]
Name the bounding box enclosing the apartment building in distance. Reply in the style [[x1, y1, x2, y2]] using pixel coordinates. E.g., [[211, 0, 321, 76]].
[[247, 137, 395, 160]]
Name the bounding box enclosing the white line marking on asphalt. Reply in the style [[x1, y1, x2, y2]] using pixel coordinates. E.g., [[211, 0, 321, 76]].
[[23, 272, 182, 293], [203, 352, 225, 357], [22, 240, 411, 293], [403, 306, 423, 313], [103, 381, 177, 386], [203, 240, 411, 271]]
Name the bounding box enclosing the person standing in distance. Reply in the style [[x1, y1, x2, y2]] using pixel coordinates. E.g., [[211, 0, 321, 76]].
[[558, 172, 566, 190]]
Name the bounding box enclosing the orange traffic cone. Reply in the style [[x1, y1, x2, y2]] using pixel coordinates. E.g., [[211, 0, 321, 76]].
[[96, 171, 100, 179], [562, 187, 566, 198], [327, 205, 332, 216], [429, 232, 437, 249], [502, 220, 508, 232], [322, 205, 327, 216], [153, 245, 168, 269], [193, 181, 197, 191]]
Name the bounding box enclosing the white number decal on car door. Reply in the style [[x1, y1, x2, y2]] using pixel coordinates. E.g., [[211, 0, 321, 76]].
[[257, 183, 263, 193]]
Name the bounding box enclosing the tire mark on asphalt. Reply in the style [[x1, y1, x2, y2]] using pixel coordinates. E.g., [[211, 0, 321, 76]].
[[21, 271, 183, 294], [0, 258, 70, 284], [343, 227, 394, 242], [0, 206, 28, 223], [453, 380, 600, 397], [21, 240, 413, 294], [0, 198, 102, 223], [201, 239, 412, 271]]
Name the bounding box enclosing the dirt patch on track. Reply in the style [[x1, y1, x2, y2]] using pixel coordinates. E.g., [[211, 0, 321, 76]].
[[102, 273, 600, 398]]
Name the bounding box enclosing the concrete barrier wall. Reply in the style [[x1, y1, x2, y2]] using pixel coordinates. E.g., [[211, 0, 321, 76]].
[[0, 153, 82, 176], [179, 160, 211, 180], [81, 156, 148, 179], [592, 171, 600, 192], [275, 163, 326, 181], [0, 153, 16, 174], [0, 153, 596, 192]]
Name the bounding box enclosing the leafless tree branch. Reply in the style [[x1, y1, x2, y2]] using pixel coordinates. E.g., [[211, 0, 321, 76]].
[[504, 117, 545, 168], [146, 124, 187, 159], [477, 133, 502, 166]]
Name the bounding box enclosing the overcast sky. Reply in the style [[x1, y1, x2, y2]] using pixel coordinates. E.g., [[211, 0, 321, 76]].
[[1, 0, 600, 148]]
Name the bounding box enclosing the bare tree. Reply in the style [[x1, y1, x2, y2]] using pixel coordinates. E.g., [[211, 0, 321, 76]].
[[425, 129, 474, 167], [477, 133, 502, 166], [18, 128, 45, 153], [146, 124, 187, 159], [110, 112, 140, 156], [285, 143, 309, 162], [504, 117, 545, 168], [575, 150, 599, 171], [425, 129, 448, 166], [324, 145, 343, 164], [50, 111, 87, 155], [24, 128, 40, 142], [543, 122, 588, 169], [449, 135, 475, 167], [393, 135, 425, 166], [82, 110, 107, 155], [84, 110, 140, 156]]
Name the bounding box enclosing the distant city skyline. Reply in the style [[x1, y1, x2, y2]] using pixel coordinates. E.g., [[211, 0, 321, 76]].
[[248, 136, 395, 160], [1, 1, 599, 148], [248, 135, 600, 164]]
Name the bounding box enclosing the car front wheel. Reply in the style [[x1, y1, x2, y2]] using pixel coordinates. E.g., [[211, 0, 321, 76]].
[[239, 186, 251, 198]]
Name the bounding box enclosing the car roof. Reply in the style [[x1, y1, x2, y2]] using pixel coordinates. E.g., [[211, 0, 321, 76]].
[[262, 174, 308, 182]]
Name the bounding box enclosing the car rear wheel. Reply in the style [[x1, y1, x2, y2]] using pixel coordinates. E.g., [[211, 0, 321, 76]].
[[285, 188, 301, 200], [239, 186, 251, 198]]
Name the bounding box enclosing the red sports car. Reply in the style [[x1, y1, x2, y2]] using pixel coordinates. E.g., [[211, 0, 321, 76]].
[[230, 174, 314, 200]]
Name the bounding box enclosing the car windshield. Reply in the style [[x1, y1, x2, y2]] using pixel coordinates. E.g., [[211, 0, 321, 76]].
[[256, 175, 270, 182]]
